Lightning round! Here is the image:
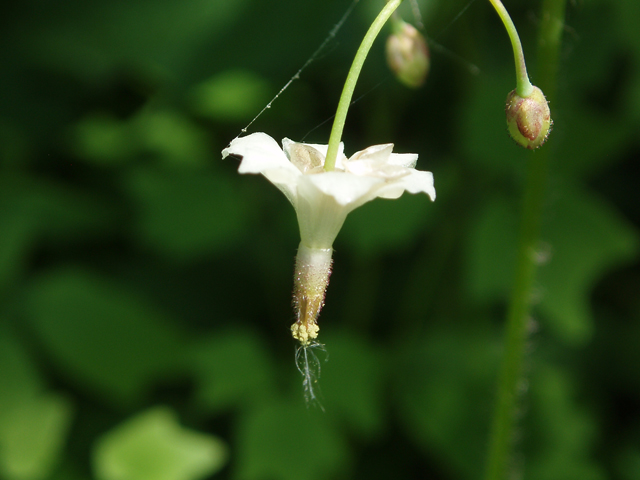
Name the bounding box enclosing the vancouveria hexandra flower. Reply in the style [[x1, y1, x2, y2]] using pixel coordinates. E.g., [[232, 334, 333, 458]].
[[222, 132, 435, 345]]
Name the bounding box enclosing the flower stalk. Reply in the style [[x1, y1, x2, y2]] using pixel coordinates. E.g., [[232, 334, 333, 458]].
[[483, 0, 566, 479], [488, 0, 532, 98], [325, 0, 403, 171]]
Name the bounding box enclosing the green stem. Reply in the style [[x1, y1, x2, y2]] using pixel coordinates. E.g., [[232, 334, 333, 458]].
[[324, 0, 403, 171], [537, 0, 567, 105], [483, 1, 566, 479], [488, 0, 533, 98]]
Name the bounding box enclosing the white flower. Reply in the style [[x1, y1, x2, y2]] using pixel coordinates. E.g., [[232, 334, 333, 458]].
[[222, 132, 435, 345], [222, 132, 436, 249]]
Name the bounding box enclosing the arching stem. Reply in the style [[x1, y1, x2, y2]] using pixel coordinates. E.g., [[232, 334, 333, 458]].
[[324, 0, 403, 171], [488, 0, 533, 98]]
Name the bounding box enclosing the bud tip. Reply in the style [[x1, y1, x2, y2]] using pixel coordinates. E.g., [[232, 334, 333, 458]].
[[386, 21, 430, 88]]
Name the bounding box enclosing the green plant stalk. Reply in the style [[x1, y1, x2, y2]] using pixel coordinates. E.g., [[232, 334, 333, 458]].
[[537, 0, 567, 104], [483, 0, 566, 479], [488, 0, 533, 98], [324, 0, 403, 171]]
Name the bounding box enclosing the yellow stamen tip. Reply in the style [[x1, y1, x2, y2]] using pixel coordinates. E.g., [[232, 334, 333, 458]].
[[291, 322, 320, 346]]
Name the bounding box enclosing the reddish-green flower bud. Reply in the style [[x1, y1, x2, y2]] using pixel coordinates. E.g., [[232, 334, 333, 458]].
[[505, 86, 552, 149], [386, 21, 429, 88]]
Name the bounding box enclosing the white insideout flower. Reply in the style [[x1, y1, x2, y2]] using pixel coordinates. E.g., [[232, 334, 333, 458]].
[[222, 132, 435, 345]]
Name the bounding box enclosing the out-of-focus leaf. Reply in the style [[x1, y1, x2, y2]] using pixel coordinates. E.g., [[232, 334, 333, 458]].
[[22, 268, 187, 406], [612, 0, 640, 118], [125, 167, 251, 261], [0, 393, 73, 480], [190, 328, 277, 412], [0, 174, 114, 288], [465, 184, 639, 344], [0, 199, 34, 294], [461, 72, 528, 177], [548, 1, 639, 179], [72, 109, 211, 167], [538, 182, 639, 344], [189, 70, 270, 122], [464, 195, 518, 303], [72, 114, 133, 166], [93, 407, 227, 480], [0, 327, 43, 419], [0, 328, 73, 480], [235, 398, 349, 480], [552, 102, 634, 179], [134, 109, 211, 167], [320, 330, 386, 438], [0, 118, 32, 168], [526, 365, 606, 480], [10, 0, 251, 81], [394, 325, 500, 480], [617, 448, 640, 480], [49, 461, 93, 480], [1, 173, 114, 241]]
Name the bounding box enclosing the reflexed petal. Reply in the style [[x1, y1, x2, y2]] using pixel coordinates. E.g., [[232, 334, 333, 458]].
[[223, 132, 301, 207], [223, 133, 296, 174], [376, 170, 436, 200]]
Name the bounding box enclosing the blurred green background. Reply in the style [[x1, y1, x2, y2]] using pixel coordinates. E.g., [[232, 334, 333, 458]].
[[1, 0, 640, 479]]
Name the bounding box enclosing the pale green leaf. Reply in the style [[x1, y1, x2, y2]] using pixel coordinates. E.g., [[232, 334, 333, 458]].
[[93, 407, 227, 480], [189, 70, 270, 122], [0, 393, 73, 480]]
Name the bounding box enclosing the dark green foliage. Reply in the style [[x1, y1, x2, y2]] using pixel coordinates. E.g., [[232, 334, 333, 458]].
[[1, 0, 639, 479]]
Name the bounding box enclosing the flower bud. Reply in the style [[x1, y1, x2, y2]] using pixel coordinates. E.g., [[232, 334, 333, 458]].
[[505, 86, 552, 149], [386, 21, 429, 88]]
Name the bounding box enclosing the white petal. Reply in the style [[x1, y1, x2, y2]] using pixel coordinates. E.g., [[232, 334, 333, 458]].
[[301, 171, 384, 207], [349, 143, 393, 163], [295, 193, 349, 248], [387, 153, 418, 168], [376, 170, 436, 200], [222, 132, 301, 207], [223, 132, 297, 175], [345, 159, 409, 178]]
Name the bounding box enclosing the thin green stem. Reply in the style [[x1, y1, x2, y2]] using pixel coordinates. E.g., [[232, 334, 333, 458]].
[[483, 0, 566, 479], [324, 0, 403, 171], [488, 0, 533, 98]]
